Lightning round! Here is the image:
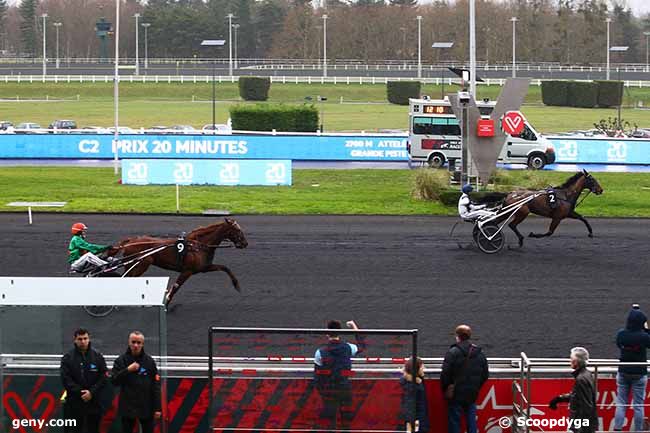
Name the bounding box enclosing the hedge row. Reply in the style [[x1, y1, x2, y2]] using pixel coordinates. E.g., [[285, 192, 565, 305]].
[[541, 80, 623, 108], [238, 76, 271, 101], [229, 104, 319, 132], [387, 81, 421, 105]]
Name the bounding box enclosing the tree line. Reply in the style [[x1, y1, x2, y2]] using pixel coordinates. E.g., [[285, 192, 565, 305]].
[[1, 0, 649, 65]]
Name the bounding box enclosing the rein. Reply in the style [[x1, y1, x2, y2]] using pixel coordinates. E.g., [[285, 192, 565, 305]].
[[575, 190, 591, 208]]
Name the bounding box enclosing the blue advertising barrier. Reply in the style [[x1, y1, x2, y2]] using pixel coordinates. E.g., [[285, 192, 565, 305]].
[[0, 133, 408, 161], [547, 137, 650, 164], [1, 133, 648, 165], [122, 159, 292, 185]]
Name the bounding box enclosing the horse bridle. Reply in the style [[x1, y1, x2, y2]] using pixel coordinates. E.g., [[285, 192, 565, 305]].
[[575, 173, 597, 208]]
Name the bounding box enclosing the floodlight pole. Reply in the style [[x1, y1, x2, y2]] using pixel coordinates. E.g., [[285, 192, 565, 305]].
[[322, 15, 328, 78], [54, 22, 62, 69], [142, 23, 150, 71], [233, 24, 240, 69], [469, 0, 476, 98], [511, 17, 518, 78], [606, 18, 611, 80], [41, 14, 47, 76], [416, 16, 422, 79], [227, 13, 234, 77], [114, 0, 120, 175], [644, 32, 650, 73], [134, 13, 140, 75]]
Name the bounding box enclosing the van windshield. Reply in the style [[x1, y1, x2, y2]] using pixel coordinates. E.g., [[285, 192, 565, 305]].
[[515, 125, 537, 141], [412, 117, 460, 136]]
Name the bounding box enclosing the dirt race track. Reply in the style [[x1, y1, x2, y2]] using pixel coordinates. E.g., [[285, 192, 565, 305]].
[[0, 213, 648, 359]]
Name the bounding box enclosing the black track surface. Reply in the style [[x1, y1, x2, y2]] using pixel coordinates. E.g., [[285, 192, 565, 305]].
[[0, 213, 648, 358]]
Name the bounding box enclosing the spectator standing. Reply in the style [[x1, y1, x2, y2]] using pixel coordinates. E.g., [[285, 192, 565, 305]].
[[111, 331, 162, 433], [60, 328, 108, 433], [440, 325, 489, 433], [313, 320, 366, 432], [548, 347, 598, 433], [400, 356, 429, 433], [614, 305, 650, 431]]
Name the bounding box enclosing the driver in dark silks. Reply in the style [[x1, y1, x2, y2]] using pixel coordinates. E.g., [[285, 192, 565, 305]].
[[68, 222, 112, 272], [313, 320, 365, 433]]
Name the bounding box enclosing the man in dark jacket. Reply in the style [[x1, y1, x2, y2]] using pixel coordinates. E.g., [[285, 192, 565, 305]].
[[60, 328, 108, 433], [111, 331, 162, 433], [614, 305, 650, 431], [313, 320, 365, 432], [440, 325, 489, 433], [549, 347, 598, 433]]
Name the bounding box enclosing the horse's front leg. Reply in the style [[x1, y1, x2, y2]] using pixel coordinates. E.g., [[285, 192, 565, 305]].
[[529, 218, 562, 238], [166, 271, 194, 307], [508, 207, 529, 248], [569, 210, 594, 238], [201, 264, 241, 292]]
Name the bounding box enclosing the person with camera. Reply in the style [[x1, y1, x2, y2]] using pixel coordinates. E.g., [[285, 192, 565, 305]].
[[440, 325, 489, 433], [613, 304, 650, 431], [313, 320, 366, 432]]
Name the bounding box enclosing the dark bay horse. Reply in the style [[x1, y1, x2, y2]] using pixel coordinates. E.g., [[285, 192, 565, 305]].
[[504, 170, 603, 248], [107, 218, 248, 306]]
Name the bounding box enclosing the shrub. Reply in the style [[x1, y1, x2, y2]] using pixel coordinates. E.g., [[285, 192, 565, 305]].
[[567, 81, 598, 108], [230, 104, 318, 132], [387, 81, 421, 105], [411, 168, 449, 201], [596, 80, 623, 107], [541, 81, 569, 106], [238, 77, 271, 101]]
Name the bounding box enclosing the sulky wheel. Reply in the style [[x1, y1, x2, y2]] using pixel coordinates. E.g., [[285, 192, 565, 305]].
[[82, 305, 115, 317], [473, 223, 505, 254]]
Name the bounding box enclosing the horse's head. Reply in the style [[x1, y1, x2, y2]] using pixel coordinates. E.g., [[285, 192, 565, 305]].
[[224, 218, 248, 249], [582, 170, 603, 195]]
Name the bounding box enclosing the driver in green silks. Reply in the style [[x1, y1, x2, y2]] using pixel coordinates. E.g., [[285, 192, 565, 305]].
[[68, 222, 111, 272]]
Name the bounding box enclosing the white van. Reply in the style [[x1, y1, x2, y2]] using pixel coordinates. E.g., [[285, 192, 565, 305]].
[[407, 98, 555, 169]]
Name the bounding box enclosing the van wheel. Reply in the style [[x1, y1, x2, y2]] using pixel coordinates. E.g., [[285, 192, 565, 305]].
[[428, 153, 445, 169], [527, 153, 546, 170]]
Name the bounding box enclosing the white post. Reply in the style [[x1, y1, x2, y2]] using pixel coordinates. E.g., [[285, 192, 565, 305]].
[[469, 0, 476, 98], [54, 23, 61, 69], [606, 17, 611, 80], [416, 16, 422, 79], [322, 15, 328, 78], [41, 14, 47, 76], [114, 0, 120, 175], [28, 206, 32, 225], [134, 13, 140, 76], [176, 184, 180, 212], [227, 13, 234, 77], [510, 17, 518, 78]]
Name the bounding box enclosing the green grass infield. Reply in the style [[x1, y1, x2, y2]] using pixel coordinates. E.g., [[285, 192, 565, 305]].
[[1, 167, 649, 217], [0, 82, 649, 133]]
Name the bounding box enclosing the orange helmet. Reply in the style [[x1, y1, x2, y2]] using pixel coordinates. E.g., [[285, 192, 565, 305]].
[[71, 222, 88, 235]]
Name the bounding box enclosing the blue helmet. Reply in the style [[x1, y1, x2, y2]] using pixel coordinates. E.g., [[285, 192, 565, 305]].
[[462, 184, 473, 194]]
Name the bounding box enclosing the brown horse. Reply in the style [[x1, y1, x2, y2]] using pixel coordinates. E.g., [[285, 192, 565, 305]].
[[107, 218, 248, 306], [504, 170, 603, 248]]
